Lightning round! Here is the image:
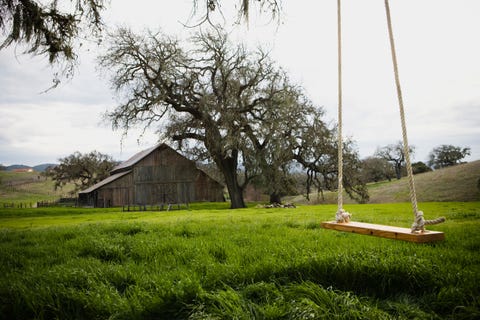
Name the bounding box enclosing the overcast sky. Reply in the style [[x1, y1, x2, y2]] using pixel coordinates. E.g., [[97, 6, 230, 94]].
[[1, 0, 479, 166]]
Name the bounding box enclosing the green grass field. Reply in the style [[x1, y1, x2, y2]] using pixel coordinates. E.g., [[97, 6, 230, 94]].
[[1, 202, 479, 319], [0, 171, 75, 205]]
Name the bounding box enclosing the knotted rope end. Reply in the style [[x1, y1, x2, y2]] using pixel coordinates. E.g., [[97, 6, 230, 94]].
[[336, 209, 351, 223], [411, 211, 446, 233]]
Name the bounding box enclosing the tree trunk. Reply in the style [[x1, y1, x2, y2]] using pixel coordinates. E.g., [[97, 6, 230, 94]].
[[228, 183, 246, 209], [394, 162, 402, 180], [269, 193, 282, 204], [218, 157, 246, 209]]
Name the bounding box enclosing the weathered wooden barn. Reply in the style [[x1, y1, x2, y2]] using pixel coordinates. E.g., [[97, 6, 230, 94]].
[[78, 143, 224, 207]]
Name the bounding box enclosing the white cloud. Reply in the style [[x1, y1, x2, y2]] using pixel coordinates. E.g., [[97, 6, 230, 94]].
[[0, 103, 159, 166]]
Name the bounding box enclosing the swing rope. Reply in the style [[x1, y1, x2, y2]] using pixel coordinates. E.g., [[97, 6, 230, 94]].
[[334, 0, 445, 231], [335, 0, 351, 224], [384, 0, 445, 232], [337, 0, 344, 214], [384, 0, 419, 219]]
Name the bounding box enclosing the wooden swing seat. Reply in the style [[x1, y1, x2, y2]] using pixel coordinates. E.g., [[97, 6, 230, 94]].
[[321, 221, 445, 243]]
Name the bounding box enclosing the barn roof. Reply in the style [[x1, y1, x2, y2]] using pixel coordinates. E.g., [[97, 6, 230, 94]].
[[110, 143, 168, 174], [78, 170, 131, 194]]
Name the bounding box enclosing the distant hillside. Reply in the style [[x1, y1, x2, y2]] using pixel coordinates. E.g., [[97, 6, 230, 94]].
[[0, 170, 74, 204], [290, 160, 480, 204], [5, 164, 31, 171], [33, 164, 57, 172], [367, 160, 480, 203], [4, 163, 57, 172]]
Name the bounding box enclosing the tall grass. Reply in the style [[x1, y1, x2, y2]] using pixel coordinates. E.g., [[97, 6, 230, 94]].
[[0, 202, 479, 319]]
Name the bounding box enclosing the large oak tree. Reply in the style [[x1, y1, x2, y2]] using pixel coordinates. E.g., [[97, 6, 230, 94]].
[[100, 29, 368, 208], [100, 29, 307, 208]]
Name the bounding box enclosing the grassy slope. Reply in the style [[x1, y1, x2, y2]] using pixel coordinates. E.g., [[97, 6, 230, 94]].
[[368, 160, 480, 203], [290, 160, 480, 205], [0, 171, 75, 204], [0, 203, 479, 319]]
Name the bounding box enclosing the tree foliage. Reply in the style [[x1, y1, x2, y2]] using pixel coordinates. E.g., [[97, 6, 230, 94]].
[[293, 132, 368, 204], [0, 0, 106, 84], [0, 0, 282, 85], [245, 103, 368, 204], [375, 141, 414, 180], [46, 151, 116, 193], [242, 97, 308, 204], [428, 145, 471, 169], [412, 161, 432, 175], [361, 157, 395, 183], [189, 0, 282, 26]]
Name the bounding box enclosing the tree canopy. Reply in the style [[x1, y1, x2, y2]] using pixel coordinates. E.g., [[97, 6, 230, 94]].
[[46, 151, 116, 193], [428, 144, 471, 169], [361, 157, 395, 183], [0, 1, 283, 87], [375, 141, 414, 180], [190, 0, 282, 26], [0, 1, 279, 65], [412, 161, 432, 175]]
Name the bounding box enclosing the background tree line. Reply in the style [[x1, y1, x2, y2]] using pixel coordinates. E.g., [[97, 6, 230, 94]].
[[360, 142, 471, 184], [46, 141, 471, 205]]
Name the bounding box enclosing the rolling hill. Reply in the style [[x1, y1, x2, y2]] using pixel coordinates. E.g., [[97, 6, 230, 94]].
[[291, 160, 480, 204], [3, 163, 57, 172], [0, 170, 74, 204], [367, 160, 480, 202]]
